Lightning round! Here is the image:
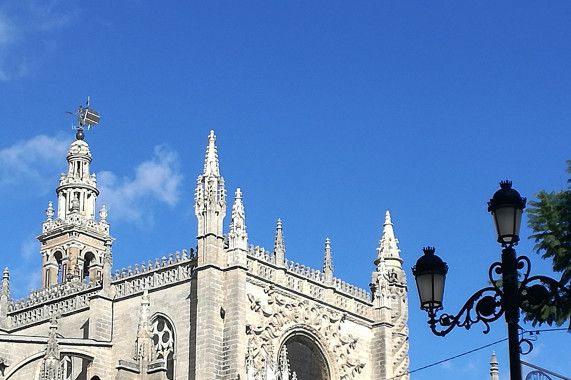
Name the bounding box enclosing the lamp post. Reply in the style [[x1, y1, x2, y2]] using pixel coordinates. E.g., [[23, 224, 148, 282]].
[[413, 181, 571, 380]]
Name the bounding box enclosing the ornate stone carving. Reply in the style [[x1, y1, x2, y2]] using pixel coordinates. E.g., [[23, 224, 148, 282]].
[[246, 286, 365, 379], [37, 317, 63, 380]]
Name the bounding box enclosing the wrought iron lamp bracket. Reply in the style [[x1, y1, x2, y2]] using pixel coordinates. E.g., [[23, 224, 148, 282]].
[[427, 285, 505, 337]]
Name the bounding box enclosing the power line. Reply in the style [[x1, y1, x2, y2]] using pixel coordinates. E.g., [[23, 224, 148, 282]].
[[386, 327, 569, 380]]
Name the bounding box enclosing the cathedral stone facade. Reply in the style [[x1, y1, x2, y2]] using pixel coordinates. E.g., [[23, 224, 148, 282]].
[[0, 130, 409, 380]]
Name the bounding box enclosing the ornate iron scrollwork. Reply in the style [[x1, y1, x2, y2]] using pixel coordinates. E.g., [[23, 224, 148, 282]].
[[428, 276, 504, 336], [426, 254, 571, 357]]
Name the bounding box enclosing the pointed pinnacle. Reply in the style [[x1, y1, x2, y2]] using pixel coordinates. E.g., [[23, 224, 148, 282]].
[[274, 219, 285, 256], [323, 238, 333, 273], [203, 130, 220, 177], [383, 210, 394, 234]]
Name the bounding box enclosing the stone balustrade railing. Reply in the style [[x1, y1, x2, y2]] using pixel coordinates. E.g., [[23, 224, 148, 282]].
[[42, 215, 109, 235], [8, 280, 99, 312], [112, 249, 196, 281], [8, 283, 100, 328], [332, 278, 370, 302], [5, 248, 197, 329], [112, 249, 197, 299]]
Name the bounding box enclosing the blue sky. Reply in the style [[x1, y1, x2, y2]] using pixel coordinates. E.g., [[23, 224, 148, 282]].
[[1, 1, 570, 379]]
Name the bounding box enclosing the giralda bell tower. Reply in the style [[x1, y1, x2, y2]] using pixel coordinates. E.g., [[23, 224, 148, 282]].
[[36, 101, 114, 288]]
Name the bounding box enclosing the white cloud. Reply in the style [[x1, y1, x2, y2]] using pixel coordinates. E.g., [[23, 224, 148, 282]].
[[0, 134, 71, 193], [97, 145, 183, 225], [440, 361, 453, 370], [10, 266, 42, 297], [0, 0, 77, 81], [0, 12, 17, 45], [6, 235, 43, 299]]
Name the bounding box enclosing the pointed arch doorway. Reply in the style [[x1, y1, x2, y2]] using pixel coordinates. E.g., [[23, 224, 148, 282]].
[[282, 332, 330, 380]]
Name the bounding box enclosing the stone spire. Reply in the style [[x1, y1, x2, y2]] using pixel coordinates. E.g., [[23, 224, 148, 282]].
[[0, 268, 9, 319], [204, 130, 220, 177], [134, 290, 154, 362], [490, 351, 499, 380], [0, 268, 9, 299], [375, 210, 402, 266], [37, 131, 113, 289], [38, 317, 62, 380], [228, 188, 248, 265], [274, 219, 285, 267], [195, 130, 227, 266], [323, 238, 334, 285], [370, 210, 409, 380]]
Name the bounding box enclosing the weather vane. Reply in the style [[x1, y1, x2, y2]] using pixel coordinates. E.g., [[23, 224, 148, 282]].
[[66, 97, 100, 140]]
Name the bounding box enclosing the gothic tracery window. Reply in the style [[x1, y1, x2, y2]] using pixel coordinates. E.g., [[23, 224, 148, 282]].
[[151, 315, 175, 380]]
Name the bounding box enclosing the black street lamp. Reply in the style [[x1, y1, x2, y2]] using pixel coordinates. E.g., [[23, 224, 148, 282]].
[[413, 181, 571, 380]]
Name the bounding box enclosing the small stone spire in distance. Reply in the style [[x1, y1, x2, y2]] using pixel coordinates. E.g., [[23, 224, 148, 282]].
[[490, 351, 499, 380], [323, 238, 334, 285], [274, 219, 286, 267]]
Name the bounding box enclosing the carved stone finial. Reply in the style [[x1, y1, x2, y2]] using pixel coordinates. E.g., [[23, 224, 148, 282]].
[[99, 203, 108, 222], [323, 238, 334, 284], [1, 267, 9, 303], [274, 219, 285, 267], [228, 188, 248, 253], [46, 201, 54, 221], [1, 267, 8, 286], [134, 290, 154, 361]]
